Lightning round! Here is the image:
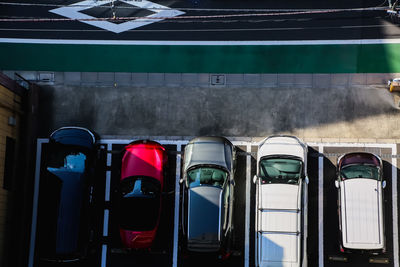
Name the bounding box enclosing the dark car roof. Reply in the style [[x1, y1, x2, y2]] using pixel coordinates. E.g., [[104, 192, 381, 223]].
[[50, 127, 96, 149], [47, 169, 85, 255], [184, 136, 233, 172], [339, 152, 381, 168], [188, 186, 222, 248]]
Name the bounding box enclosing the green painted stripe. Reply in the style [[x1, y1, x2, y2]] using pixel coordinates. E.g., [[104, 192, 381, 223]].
[[1, 43, 400, 73]]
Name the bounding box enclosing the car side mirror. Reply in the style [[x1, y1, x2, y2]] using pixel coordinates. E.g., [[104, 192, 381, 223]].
[[253, 175, 258, 184], [305, 176, 309, 184], [334, 180, 339, 189], [382, 180, 387, 189]]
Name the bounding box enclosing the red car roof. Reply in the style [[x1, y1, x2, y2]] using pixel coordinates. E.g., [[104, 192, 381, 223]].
[[121, 140, 167, 182]]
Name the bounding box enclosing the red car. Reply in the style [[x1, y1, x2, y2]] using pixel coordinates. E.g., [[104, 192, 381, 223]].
[[118, 140, 168, 249]]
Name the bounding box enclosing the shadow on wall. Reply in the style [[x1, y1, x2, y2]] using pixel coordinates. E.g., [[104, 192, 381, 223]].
[[38, 83, 400, 137]]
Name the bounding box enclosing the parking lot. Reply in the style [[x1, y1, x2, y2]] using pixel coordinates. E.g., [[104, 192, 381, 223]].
[[28, 138, 400, 267]]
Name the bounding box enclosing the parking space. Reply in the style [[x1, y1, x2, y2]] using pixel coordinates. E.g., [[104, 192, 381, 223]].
[[30, 139, 400, 267], [318, 144, 398, 267]]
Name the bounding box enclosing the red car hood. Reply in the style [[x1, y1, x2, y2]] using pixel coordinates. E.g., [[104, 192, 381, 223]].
[[121, 141, 166, 183]]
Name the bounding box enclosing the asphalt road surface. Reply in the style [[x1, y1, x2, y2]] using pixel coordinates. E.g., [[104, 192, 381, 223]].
[[31, 138, 400, 267], [1, 0, 400, 40]]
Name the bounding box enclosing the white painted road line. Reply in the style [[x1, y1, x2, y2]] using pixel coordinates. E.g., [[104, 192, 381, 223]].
[[392, 145, 399, 267], [244, 144, 251, 267], [105, 143, 112, 202], [101, 244, 107, 267], [318, 145, 324, 267], [105, 171, 111, 202], [3, 38, 400, 45], [103, 209, 109, 237], [173, 144, 182, 267], [28, 139, 48, 267]]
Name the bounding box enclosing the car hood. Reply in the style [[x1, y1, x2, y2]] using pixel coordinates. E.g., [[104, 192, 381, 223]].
[[187, 186, 222, 248], [184, 137, 231, 172], [258, 136, 305, 162], [121, 145, 166, 182]]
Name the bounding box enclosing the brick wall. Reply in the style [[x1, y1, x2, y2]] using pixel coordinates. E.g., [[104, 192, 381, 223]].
[[0, 84, 22, 264]]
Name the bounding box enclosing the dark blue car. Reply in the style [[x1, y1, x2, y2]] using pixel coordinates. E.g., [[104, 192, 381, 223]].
[[37, 127, 97, 262]]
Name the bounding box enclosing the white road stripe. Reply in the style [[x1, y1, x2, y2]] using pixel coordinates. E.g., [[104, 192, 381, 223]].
[[28, 139, 48, 267], [244, 144, 251, 267], [2, 38, 400, 45], [318, 145, 324, 267], [103, 209, 109, 237], [172, 144, 182, 267], [101, 244, 107, 267], [392, 144, 399, 267], [105, 143, 112, 202], [105, 171, 111, 202]]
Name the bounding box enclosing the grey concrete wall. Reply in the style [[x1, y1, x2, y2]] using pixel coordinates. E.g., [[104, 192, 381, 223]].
[[3, 71, 400, 140], [35, 81, 400, 140]]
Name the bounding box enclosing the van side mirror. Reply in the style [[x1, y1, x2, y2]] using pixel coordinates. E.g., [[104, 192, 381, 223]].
[[305, 176, 309, 184], [253, 175, 258, 184], [334, 180, 339, 189], [382, 180, 387, 189]]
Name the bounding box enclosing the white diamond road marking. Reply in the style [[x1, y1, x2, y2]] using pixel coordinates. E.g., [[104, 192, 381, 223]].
[[50, 0, 185, 33]]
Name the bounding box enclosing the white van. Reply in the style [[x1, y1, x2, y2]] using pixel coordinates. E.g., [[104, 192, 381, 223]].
[[335, 152, 386, 253], [254, 135, 308, 267]]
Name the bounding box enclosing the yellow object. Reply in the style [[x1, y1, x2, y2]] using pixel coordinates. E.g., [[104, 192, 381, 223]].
[[389, 79, 400, 92]]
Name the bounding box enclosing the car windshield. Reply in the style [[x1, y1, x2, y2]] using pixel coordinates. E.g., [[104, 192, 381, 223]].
[[119, 177, 161, 231], [187, 167, 228, 188], [340, 164, 380, 180], [46, 146, 87, 174], [259, 158, 302, 184]]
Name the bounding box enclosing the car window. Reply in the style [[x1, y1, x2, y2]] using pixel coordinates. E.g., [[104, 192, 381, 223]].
[[340, 164, 380, 180], [121, 177, 161, 198], [259, 158, 302, 184], [46, 147, 87, 174], [188, 167, 228, 188]]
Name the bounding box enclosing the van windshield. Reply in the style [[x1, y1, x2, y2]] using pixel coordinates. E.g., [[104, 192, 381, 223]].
[[259, 158, 302, 184], [187, 167, 228, 188], [340, 164, 380, 180]]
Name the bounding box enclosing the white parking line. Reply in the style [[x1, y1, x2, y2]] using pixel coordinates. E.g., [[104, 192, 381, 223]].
[[172, 144, 182, 267], [103, 209, 109, 237], [392, 145, 399, 267], [244, 144, 251, 267], [28, 138, 48, 267], [318, 145, 324, 267], [101, 244, 107, 267]]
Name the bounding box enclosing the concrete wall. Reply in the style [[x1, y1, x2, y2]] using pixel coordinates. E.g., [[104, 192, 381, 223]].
[[0, 84, 22, 266]]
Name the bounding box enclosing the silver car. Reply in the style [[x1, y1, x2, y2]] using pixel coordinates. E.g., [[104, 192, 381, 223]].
[[180, 136, 236, 256]]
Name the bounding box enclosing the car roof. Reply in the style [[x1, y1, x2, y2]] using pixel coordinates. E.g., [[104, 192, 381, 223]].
[[184, 136, 233, 172]]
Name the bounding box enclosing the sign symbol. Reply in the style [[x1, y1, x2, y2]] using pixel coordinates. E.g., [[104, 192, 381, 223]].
[[50, 0, 185, 33]]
